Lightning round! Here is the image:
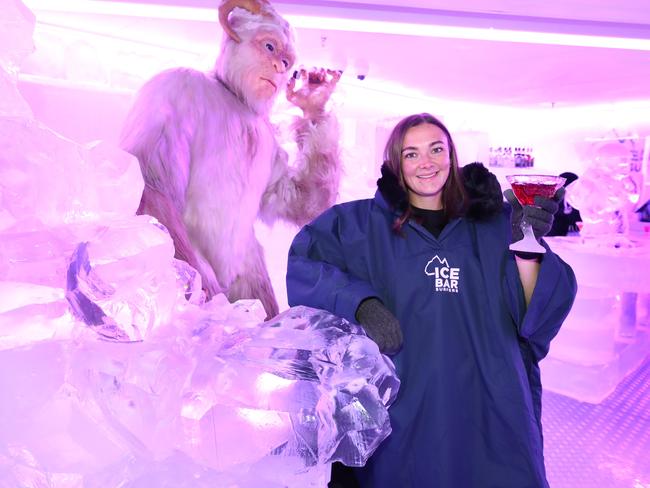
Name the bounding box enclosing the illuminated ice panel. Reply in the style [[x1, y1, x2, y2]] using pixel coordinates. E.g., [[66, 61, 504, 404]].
[[542, 236, 650, 404]]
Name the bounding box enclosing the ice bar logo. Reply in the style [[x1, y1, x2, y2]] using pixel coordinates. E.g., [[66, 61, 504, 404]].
[[424, 255, 460, 293]]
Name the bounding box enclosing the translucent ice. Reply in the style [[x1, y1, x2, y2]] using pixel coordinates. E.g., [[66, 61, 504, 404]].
[[542, 236, 650, 403], [0, 0, 35, 118], [0, 67, 33, 118], [0, 119, 143, 230], [566, 142, 640, 242], [0, 298, 397, 485], [0, 0, 35, 70]]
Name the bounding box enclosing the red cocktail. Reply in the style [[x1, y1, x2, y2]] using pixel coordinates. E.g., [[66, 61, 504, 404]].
[[511, 182, 560, 206], [506, 174, 566, 253]]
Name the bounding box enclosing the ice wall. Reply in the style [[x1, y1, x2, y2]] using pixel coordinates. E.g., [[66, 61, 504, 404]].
[[1, 0, 34, 119]]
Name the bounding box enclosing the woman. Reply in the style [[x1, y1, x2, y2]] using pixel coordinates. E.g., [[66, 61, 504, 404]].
[[287, 113, 576, 487]]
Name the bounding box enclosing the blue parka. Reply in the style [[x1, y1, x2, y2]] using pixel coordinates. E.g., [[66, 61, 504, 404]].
[[286, 179, 577, 487]]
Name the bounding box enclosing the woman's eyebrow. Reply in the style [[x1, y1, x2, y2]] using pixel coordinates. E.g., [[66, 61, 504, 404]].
[[401, 140, 444, 153]]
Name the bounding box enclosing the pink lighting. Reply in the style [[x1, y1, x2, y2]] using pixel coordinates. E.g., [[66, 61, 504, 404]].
[[3, 0, 650, 486], [289, 16, 650, 51], [22, 0, 650, 51]]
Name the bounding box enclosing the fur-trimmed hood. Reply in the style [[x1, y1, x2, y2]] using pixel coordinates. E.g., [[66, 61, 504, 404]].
[[376, 163, 409, 214], [376, 161, 503, 221]]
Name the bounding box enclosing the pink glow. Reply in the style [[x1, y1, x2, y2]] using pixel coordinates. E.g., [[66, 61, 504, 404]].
[[291, 16, 650, 51], [23, 0, 650, 51], [3, 2, 650, 487]]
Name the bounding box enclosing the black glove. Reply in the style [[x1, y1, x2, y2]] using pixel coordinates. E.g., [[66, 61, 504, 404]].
[[504, 187, 564, 242], [355, 298, 403, 355]]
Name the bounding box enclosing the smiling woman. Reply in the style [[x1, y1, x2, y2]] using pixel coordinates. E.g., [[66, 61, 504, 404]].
[[286, 112, 577, 488]]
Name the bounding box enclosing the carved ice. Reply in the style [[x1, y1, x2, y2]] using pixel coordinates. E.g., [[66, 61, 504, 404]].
[[566, 142, 640, 244]]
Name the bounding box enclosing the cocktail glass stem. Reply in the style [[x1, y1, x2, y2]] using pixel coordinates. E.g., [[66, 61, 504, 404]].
[[505, 174, 565, 255], [510, 213, 546, 253]]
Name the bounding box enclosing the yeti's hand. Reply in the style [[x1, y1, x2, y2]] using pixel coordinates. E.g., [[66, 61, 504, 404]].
[[287, 68, 342, 121]]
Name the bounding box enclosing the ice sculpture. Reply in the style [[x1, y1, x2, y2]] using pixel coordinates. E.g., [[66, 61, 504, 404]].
[[1, 290, 397, 486], [0, 1, 398, 485], [0, 0, 33, 119], [543, 139, 649, 404], [1, 0, 34, 69], [565, 141, 640, 246]]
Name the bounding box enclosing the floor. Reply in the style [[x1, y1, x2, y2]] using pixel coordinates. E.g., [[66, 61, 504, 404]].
[[543, 357, 650, 488]]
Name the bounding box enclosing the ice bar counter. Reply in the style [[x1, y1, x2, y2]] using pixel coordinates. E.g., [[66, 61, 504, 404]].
[[542, 234, 650, 403]]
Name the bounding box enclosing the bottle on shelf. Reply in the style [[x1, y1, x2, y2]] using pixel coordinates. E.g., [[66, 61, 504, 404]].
[[487, 145, 534, 168]]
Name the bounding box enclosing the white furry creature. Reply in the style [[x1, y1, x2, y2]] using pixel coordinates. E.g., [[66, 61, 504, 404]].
[[120, 0, 341, 319]]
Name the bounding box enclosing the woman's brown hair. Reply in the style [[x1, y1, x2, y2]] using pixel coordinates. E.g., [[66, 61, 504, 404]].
[[383, 113, 467, 233]]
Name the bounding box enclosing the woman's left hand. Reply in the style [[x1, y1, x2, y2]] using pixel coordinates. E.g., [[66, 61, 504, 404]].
[[504, 188, 564, 241]]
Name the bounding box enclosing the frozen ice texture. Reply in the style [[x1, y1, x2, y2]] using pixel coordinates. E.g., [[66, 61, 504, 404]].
[[542, 137, 650, 404], [1, 299, 397, 485], [542, 233, 650, 403], [0, 67, 32, 118], [0, 119, 144, 230], [0, 0, 34, 118], [565, 142, 640, 243], [0, 0, 35, 70]]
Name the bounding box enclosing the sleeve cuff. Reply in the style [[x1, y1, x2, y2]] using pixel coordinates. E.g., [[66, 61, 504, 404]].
[[514, 250, 542, 261]]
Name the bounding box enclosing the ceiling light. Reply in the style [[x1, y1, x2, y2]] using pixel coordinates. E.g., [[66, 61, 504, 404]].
[[21, 0, 650, 51]]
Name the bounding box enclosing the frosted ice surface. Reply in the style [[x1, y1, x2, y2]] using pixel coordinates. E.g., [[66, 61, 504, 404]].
[[0, 119, 144, 230], [565, 142, 640, 241], [0, 67, 33, 118], [0, 0, 35, 70], [0, 217, 183, 353], [0, 0, 35, 118], [1, 298, 397, 485], [544, 144, 650, 402]]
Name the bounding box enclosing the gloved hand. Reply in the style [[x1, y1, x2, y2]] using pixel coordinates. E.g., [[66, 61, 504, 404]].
[[504, 187, 564, 242], [355, 298, 403, 355]]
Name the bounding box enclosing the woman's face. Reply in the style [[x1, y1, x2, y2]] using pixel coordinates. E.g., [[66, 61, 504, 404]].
[[400, 123, 451, 210]]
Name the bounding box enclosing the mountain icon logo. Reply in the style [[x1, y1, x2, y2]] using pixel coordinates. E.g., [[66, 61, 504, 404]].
[[425, 255, 449, 275]]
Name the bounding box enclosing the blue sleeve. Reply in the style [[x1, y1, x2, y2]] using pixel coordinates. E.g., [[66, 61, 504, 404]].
[[286, 206, 380, 324], [505, 239, 577, 362]]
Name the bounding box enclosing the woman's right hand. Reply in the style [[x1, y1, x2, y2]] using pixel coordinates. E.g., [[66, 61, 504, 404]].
[[356, 298, 403, 355]]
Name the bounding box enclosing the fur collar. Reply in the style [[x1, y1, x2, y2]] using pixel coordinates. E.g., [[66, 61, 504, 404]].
[[376, 162, 503, 221], [377, 164, 409, 213]]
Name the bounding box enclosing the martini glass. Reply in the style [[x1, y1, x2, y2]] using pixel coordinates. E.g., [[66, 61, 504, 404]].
[[506, 174, 566, 253]]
